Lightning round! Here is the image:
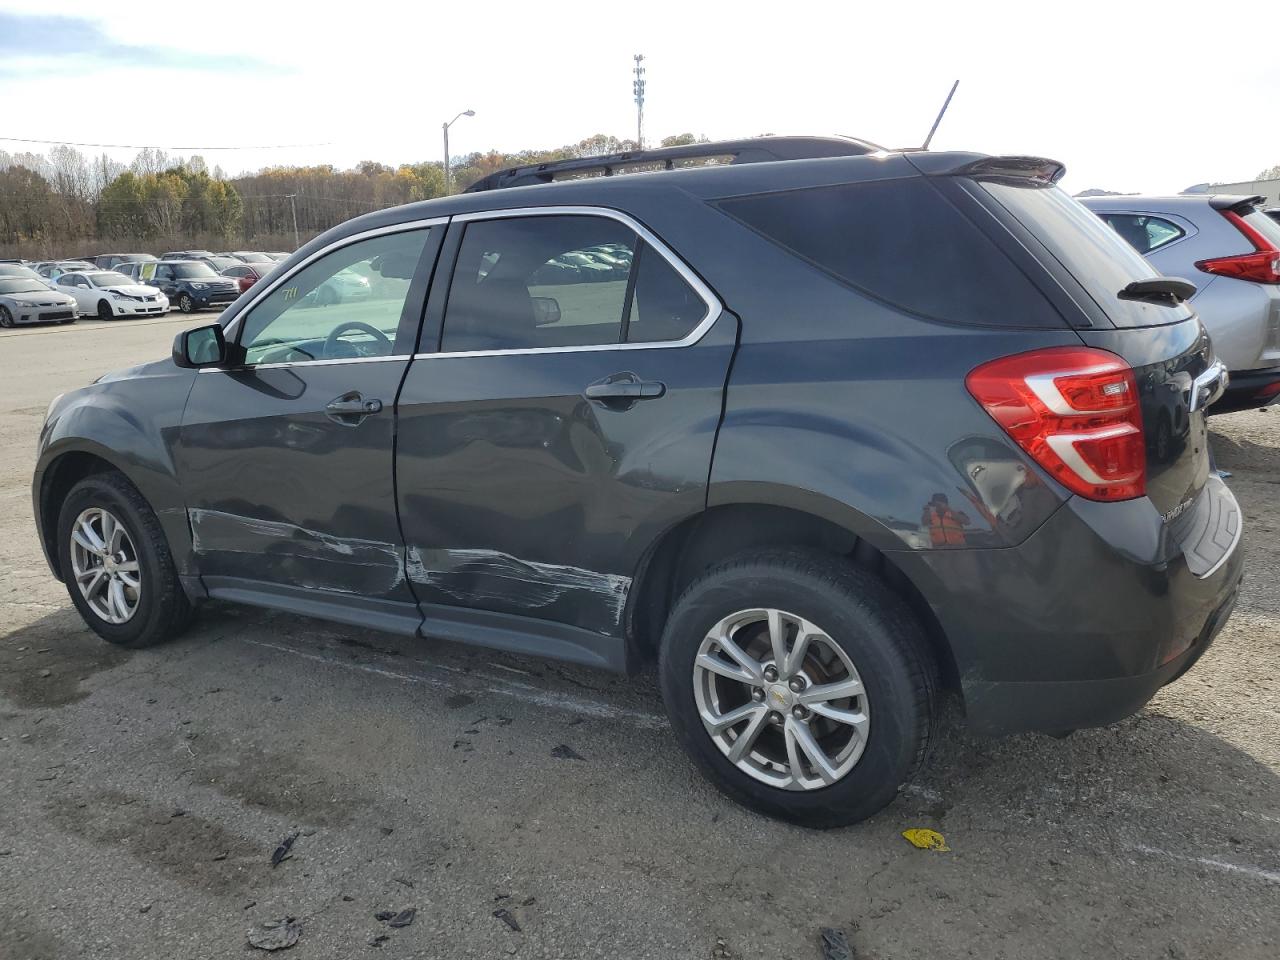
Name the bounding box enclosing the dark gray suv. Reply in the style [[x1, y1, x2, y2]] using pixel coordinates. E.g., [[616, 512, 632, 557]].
[[33, 137, 1244, 826]]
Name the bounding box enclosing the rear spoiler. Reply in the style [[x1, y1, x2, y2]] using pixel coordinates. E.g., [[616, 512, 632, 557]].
[[905, 153, 1065, 184], [1208, 194, 1266, 214]]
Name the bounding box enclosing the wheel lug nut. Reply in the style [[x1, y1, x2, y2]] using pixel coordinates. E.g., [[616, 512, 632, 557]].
[[751, 688, 765, 702], [791, 705, 809, 720], [762, 666, 778, 682], [788, 676, 806, 693], [768, 711, 784, 725]]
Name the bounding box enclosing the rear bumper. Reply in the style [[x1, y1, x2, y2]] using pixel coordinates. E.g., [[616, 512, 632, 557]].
[[893, 475, 1244, 735], [1214, 366, 1280, 414]]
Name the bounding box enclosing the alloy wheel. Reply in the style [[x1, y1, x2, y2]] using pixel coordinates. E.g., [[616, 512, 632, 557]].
[[692, 608, 870, 791], [178, 294, 194, 313], [69, 507, 142, 624], [0, 307, 12, 328]]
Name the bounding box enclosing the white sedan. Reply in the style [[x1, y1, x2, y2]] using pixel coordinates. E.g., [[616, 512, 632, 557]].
[[56, 271, 169, 320]]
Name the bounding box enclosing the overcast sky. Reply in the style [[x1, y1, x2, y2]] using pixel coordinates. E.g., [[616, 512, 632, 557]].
[[1, 1, 1274, 194]]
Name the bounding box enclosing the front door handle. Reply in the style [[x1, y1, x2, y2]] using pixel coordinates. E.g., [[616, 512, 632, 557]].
[[583, 374, 666, 404], [325, 391, 382, 424]]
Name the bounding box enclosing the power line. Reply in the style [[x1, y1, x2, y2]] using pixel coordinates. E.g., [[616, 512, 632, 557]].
[[0, 136, 334, 151]]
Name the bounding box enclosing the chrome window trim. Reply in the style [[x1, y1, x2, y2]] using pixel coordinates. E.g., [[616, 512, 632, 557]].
[[219, 216, 449, 349], [198, 354, 413, 374], [415, 205, 723, 360]]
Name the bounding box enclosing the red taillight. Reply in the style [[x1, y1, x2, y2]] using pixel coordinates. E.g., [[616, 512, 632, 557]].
[[966, 347, 1146, 501], [1196, 211, 1280, 284]]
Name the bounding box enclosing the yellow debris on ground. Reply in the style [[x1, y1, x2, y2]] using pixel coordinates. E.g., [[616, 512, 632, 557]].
[[901, 828, 950, 851]]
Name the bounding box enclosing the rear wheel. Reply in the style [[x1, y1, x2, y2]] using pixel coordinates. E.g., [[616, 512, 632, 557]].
[[0, 306, 13, 327], [97, 299, 114, 321], [56, 471, 193, 648], [659, 550, 937, 827]]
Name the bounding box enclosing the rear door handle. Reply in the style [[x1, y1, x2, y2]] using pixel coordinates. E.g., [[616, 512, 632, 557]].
[[325, 391, 382, 424], [583, 375, 666, 403]]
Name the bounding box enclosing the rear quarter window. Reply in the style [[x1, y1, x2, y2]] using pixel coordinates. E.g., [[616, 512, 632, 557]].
[[980, 180, 1190, 329], [716, 178, 1064, 328]]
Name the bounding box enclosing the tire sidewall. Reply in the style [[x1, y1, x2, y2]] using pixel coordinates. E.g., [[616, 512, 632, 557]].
[[659, 558, 928, 825], [57, 476, 171, 647], [0, 306, 12, 327], [97, 299, 113, 321]]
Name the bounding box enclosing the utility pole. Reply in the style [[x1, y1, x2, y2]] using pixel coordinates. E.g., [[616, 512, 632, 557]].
[[633, 54, 646, 149], [285, 193, 299, 250]]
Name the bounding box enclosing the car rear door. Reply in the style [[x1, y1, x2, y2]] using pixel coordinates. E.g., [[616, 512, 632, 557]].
[[394, 208, 736, 664], [175, 220, 444, 632]]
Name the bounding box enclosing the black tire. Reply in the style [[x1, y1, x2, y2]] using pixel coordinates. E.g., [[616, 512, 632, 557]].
[[658, 549, 938, 828], [178, 293, 195, 313], [97, 299, 114, 321], [56, 471, 193, 648], [0, 306, 13, 328]]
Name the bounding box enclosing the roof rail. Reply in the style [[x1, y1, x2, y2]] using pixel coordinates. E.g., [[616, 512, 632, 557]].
[[463, 135, 883, 193]]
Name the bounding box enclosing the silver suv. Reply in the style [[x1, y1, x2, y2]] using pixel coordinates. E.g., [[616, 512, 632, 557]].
[[1082, 194, 1280, 411]]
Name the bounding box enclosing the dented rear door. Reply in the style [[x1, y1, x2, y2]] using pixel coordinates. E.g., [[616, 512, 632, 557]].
[[394, 210, 735, 648]]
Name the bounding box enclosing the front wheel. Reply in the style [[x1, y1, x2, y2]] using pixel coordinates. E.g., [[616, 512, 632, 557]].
[[0, 306, 13, 328], [97, 299, 114, 321], [658, 550, 938, 828], [177, 293, 195, 313], [56, 471, 193, 648]]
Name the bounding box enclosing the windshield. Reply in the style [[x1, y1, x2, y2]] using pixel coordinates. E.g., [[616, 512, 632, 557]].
[[980, 179, 1191, 328], [172, 263, 218, 279], [239, 253, 273, 263], [89, 272, 131, 286], [0, 279, 47, 294], [1242, 208, 1280, 248], [0, 265, 40, 278]]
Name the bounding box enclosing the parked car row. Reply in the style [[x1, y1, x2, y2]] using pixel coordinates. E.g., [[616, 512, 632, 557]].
[[1083, 193, 1280, 412], [0, 249, 290, 325]]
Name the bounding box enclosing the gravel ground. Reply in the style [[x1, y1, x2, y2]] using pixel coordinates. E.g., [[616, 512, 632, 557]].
[[1, 314, 1277, 960]]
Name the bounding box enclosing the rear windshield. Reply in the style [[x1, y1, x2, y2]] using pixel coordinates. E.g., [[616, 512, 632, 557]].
[[717, 178, 1063, 328], [979, 180, 1190, 328], [1241, 208, 1280, 248]]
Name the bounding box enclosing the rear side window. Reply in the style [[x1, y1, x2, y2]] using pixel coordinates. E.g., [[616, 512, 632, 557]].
[[441, 215, 707, 352], [717, 178, 1062, 328], [980, 180, 1188, 328], [1097, 213, 1184, 254]]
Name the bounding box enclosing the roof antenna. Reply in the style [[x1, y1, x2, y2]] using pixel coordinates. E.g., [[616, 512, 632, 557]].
[[922, 80, 960, 150]]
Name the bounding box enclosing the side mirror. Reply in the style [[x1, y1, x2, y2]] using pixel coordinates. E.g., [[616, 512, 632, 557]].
[[173, 323, 227, 368], [532, 296, 561, 326]]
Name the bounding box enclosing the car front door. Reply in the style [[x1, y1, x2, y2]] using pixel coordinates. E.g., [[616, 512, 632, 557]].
[[175, 219, 444, 633], [57, 274, 90, 313], [395, 209, 736, 666]]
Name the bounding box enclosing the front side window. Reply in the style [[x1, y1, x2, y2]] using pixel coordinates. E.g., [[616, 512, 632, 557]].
[[238, 228, 429, 365], [441, 214, 705, 352], [1098, 213, 1185, 254]]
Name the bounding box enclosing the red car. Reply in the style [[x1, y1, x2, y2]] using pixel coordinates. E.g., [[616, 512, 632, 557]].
[[221, 262, 273, 294]]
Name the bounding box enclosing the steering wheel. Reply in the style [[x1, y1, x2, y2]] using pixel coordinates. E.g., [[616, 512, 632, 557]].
[[323, 321, 391, 358]]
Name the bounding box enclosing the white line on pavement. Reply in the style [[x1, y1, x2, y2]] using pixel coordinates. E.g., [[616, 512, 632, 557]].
[[1128, 844, 1280, 885], [237, 636, 669, 730]]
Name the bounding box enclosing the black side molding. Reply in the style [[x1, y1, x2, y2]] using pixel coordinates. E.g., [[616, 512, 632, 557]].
[[1118, 277, 1197, 305]]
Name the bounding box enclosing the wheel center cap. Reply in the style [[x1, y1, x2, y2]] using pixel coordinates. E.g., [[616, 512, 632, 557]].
[[766, 684, 794, 710]]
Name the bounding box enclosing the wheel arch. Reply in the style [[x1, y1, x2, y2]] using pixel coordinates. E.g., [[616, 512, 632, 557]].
[[36, 434, 195, 590], [625, 500, 960, 693]]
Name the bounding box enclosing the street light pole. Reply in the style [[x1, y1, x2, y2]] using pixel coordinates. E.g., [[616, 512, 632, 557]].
[[632, 54, 646, 149], [442, 109, 476, 194]]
